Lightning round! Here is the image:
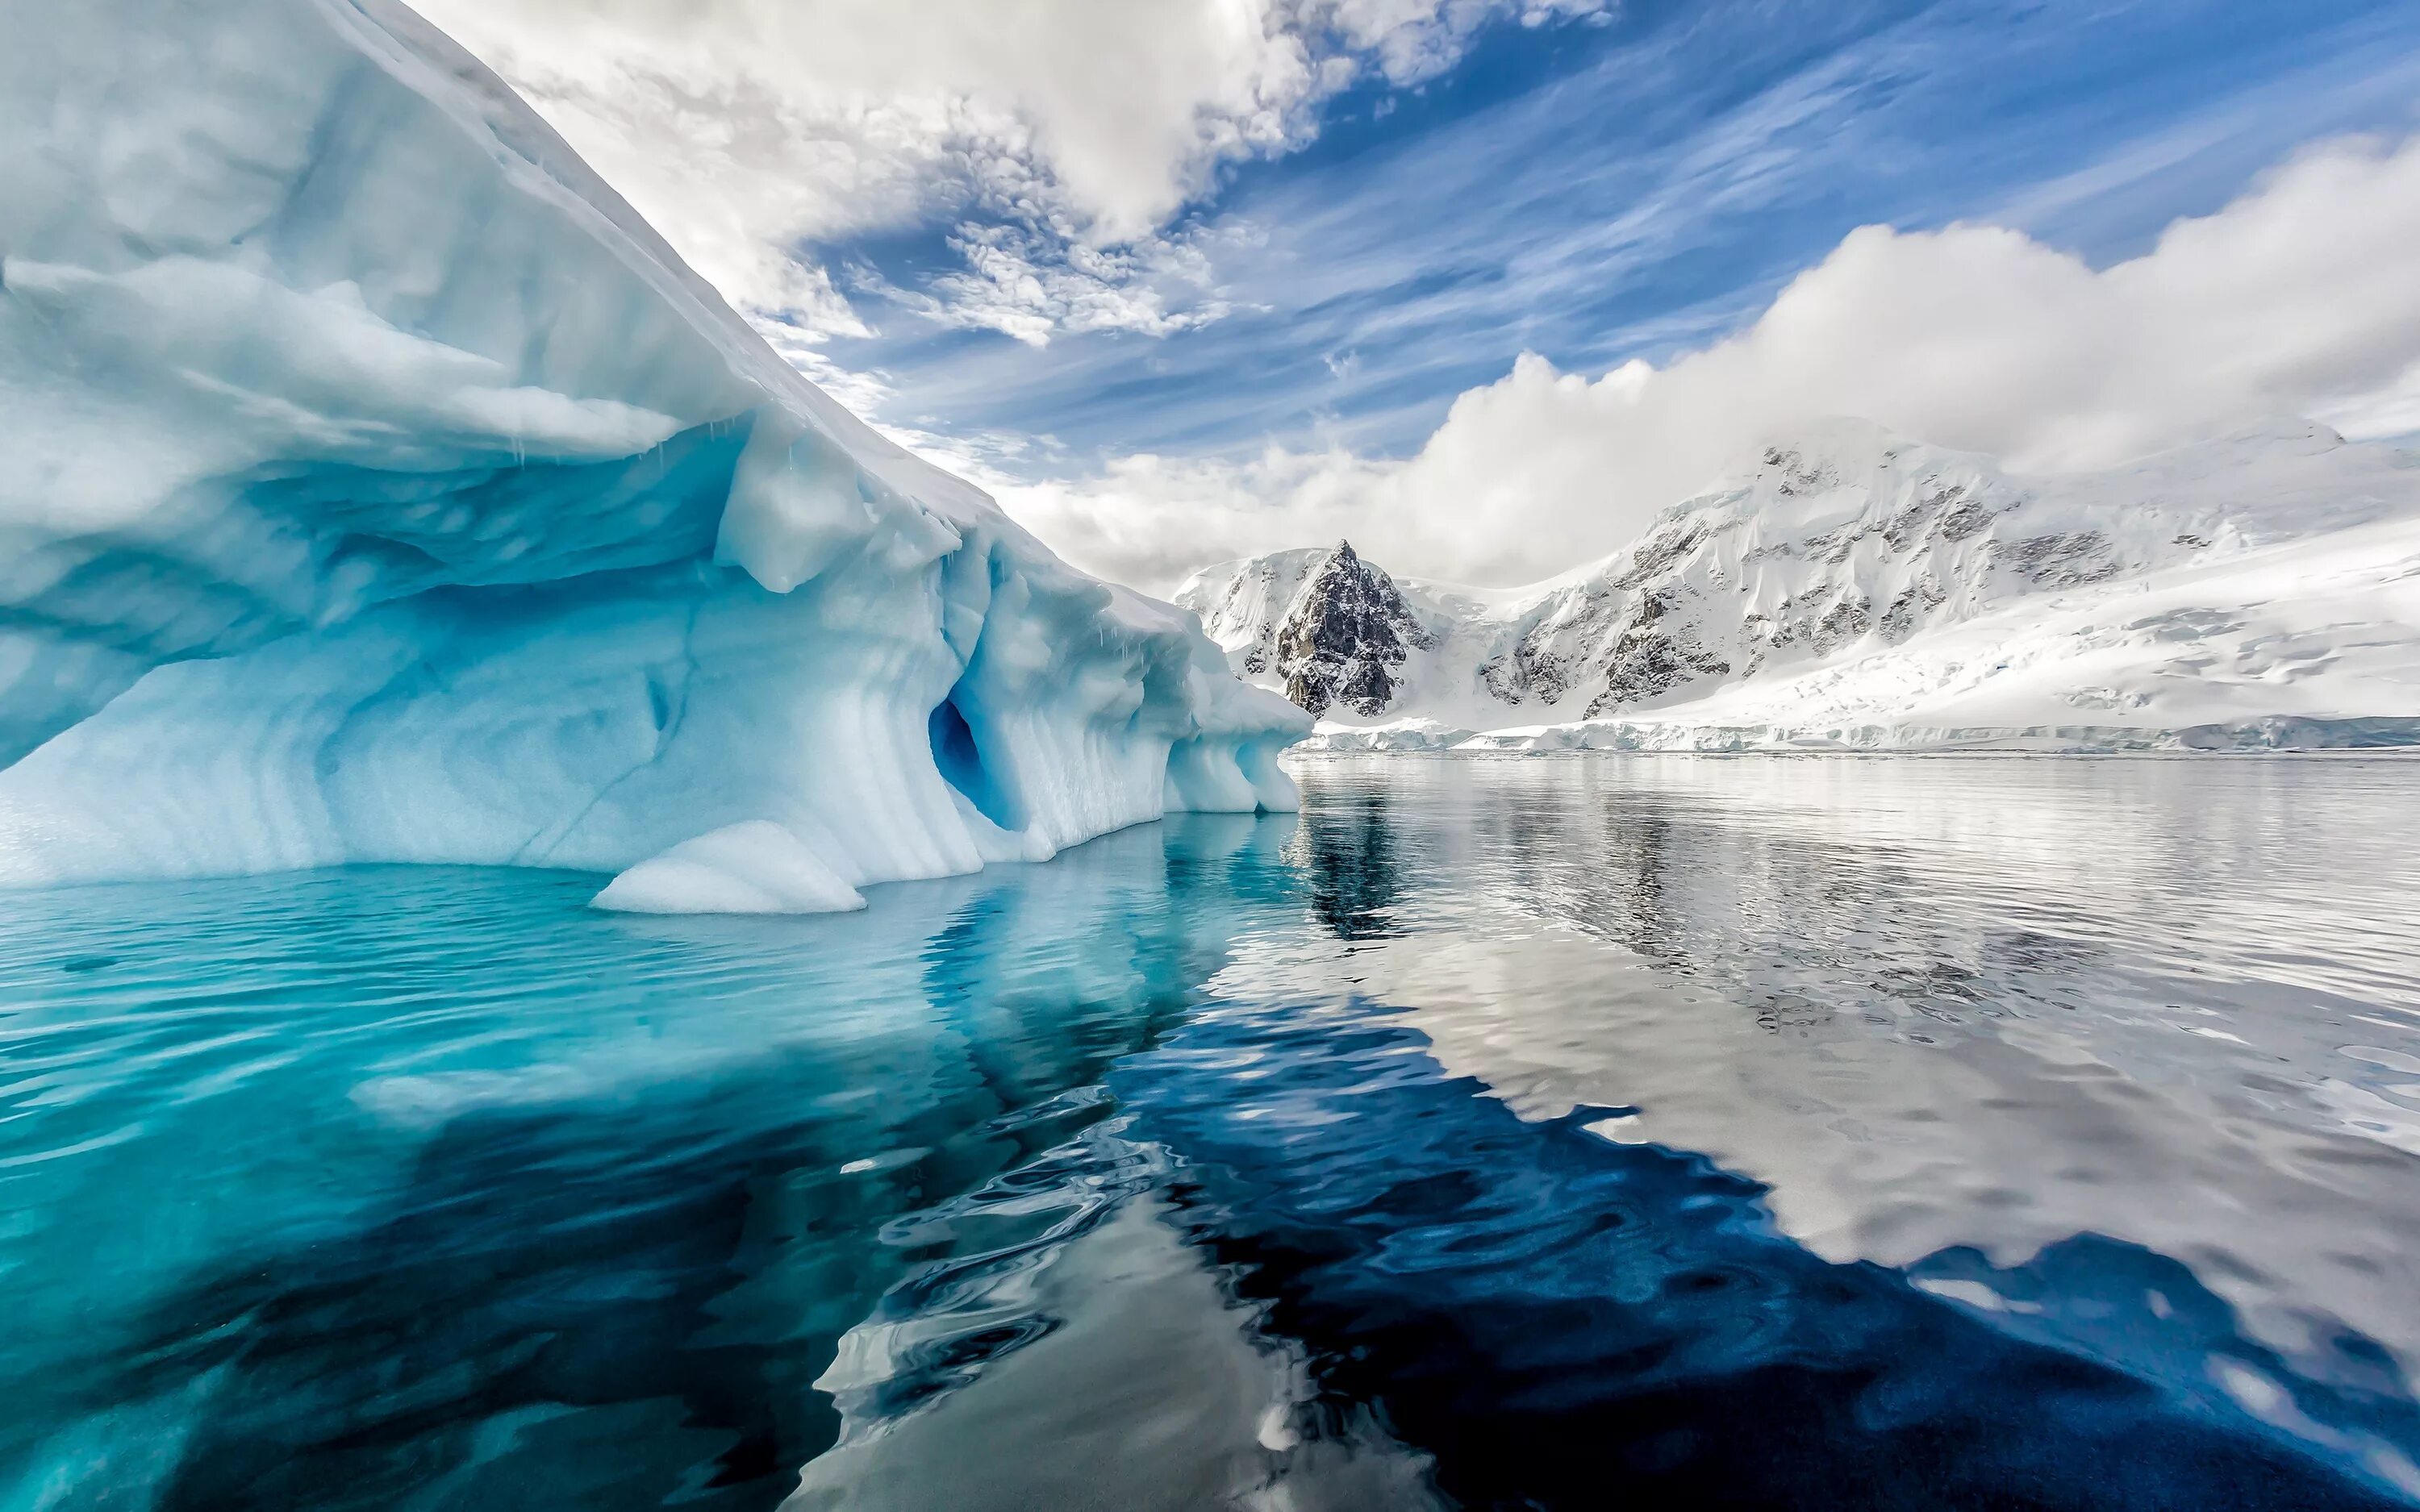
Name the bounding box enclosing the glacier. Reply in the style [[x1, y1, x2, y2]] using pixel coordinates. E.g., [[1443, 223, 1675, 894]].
[[0, 0, 1304, 910], [1179, 419, 2420, 753]]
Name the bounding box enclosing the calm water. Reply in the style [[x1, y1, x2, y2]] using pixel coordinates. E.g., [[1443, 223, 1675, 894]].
[[4, 756, 2419, 1510]]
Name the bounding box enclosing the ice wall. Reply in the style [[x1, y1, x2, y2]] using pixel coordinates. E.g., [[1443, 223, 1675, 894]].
[[0, 0, 1304, 909]]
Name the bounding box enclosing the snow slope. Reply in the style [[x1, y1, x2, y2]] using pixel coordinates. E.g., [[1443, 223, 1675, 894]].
[[1177, 420, 2420, 752], [0, 0, 1304, 909]]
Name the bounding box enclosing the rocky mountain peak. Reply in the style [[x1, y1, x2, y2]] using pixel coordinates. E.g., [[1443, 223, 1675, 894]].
[[1270, 539, 1433, 716]]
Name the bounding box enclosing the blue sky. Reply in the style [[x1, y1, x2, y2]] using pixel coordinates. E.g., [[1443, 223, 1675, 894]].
[[436, 0, 2420, 585], [804, 0, 2420, 469]]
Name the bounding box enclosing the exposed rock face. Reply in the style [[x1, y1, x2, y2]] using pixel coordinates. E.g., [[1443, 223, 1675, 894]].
[[1270, 542, 1433, 716], [1467, 430, 2178, 716], [1588, 589, 1734, 715]]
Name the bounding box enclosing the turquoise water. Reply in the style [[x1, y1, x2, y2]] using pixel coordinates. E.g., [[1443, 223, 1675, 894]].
[[3, 756, 2418, 1509]]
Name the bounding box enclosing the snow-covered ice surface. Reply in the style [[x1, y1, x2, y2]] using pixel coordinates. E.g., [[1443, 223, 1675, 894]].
[[1302, 719, 1478, 753], [0, 0, 1304, 910], [1180, 420, 2420, 754]]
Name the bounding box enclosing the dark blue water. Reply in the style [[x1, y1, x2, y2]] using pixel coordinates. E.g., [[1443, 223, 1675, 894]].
[[4, 756, 2418, 1509]]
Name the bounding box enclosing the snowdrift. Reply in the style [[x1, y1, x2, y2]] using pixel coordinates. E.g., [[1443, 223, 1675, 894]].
[[0, 0, 1304, 909]]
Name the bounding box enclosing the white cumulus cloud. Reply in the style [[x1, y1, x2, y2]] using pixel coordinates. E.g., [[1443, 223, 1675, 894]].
[[411, 0, 1609, 342], [981, 132, 2420, 591]]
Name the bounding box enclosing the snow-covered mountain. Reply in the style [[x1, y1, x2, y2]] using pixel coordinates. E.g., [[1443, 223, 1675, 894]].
[[1175, 419, 2420, 751], [0, 0, 1304, 910]]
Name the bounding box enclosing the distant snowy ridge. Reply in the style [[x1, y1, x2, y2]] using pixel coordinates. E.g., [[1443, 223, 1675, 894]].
[[1176, 419, 2420, 752], [0, 0, 1304, 910]]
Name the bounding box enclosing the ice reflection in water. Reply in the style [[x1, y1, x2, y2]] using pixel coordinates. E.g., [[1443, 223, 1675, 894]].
[[0, 757, 2414, 1509]]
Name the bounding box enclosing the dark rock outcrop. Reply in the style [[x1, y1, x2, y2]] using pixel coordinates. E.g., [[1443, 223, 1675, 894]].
[[1272, 542, 1433, 716]]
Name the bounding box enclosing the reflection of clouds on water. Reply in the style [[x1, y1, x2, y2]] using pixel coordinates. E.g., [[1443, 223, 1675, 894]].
[[1112, 983, 2420, 1510], [791, 1124, 1440, 1512], [1282, 756, 2420, 1414]]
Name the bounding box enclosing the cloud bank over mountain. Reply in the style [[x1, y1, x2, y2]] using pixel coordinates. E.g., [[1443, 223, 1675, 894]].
[[984, 132, 2420, 590]]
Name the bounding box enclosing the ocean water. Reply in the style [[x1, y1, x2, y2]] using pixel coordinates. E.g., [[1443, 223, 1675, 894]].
[[3, 756, 2419, 1510]]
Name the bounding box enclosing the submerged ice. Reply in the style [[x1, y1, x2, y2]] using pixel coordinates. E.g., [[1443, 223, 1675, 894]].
[[0, 0, 1304, 909]]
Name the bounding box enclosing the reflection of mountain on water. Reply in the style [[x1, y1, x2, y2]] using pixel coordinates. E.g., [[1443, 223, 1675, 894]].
[[1291, 787, 1408, 940], [1299, 756, 2420, 1047]]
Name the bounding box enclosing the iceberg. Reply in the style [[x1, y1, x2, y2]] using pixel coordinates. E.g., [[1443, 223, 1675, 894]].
[[0, 0, 1304, 910]]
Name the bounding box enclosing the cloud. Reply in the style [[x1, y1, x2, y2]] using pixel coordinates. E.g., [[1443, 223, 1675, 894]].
[[910, 223, 1233, 348], [1328, 0, 1614, 84], [411, 0, 1609, 341], [981, 132, 2420, 592]]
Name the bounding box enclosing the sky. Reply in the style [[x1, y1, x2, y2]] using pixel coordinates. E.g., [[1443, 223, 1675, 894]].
[[416, 0, 2420, 591]]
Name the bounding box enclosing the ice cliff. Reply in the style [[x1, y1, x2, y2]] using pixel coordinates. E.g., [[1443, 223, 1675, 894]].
[[1178, 420, 2420, 752], [0, 0, 1304, 909]]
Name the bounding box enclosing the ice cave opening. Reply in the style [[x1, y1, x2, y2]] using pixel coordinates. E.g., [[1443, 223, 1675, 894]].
[[928, 691, 1020, 834]]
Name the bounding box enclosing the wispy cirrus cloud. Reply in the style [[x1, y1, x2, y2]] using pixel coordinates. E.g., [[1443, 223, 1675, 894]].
[[411, 0, 1613, 345], [910, 3, 2413, 451]]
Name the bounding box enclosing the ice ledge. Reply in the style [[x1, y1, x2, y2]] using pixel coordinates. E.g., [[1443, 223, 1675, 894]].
[[593, 821, 868, 915], [1295, 719, 1477, 753], [1284, 716, 2420, 756]]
